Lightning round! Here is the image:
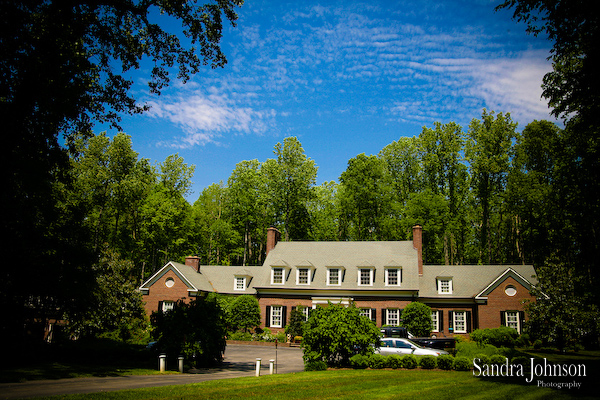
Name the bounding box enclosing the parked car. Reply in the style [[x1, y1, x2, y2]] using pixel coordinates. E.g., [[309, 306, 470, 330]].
[[379, 327, 455, 351], [375, 337, 449, 356]]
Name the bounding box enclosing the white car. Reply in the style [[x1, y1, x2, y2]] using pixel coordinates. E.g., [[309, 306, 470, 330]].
[[375, 337, 449, 356]]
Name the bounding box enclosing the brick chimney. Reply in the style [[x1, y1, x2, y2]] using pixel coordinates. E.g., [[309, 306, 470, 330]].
[[185, 256, 201, 273], [412, 225, 423, 276], [266, 226, 281, 258]]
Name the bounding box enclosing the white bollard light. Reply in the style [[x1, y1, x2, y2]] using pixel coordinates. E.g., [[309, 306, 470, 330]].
[[269, 359, 275, 375], [255, 358, 262, 377], [159, 354, 167, 372], [178, 356, 184, 373]]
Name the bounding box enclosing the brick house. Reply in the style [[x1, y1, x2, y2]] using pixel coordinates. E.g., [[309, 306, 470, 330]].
[[139, 225, 536, 337]]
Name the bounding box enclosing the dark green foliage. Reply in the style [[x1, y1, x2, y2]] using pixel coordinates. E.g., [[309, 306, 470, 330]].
[[401, 354, 418, 369], [401, 302, 433, 338], [511, 356, 529, 367], [437, 354, 455, 370], [419, 355, 437, 369], [386, 354, 403, 369], [474, 354, 491, 366], [285, 306, 307, 338], [151, 295, 227, 367], [304, 360, 328, 371], [453, 356, 472, 371], [227, 295, 261, 333], [302, 303, 380, 366], [489, 354, 507, 366], [368, 354, 387, 369], [349, 354, 370, 369], [470, 326, 519, 348]]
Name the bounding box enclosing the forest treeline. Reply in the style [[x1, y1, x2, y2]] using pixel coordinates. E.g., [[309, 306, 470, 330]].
[[72, 110, 567, 279]]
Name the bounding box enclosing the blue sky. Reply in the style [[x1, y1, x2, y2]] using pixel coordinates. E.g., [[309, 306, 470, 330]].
[[94, 0, 557, 202]]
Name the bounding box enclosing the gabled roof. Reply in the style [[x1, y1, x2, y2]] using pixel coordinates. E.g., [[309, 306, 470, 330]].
[[257, 241, 420, 291], [474, 267, 536, 300], [419, 264, 537, 299], [139, 262, 214, 295]]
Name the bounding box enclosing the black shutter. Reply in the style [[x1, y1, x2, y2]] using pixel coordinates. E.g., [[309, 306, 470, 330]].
[[448, 311, 454, 331], [466, 311, 472, 333], [371, 309, 377, 324], [519, 311, 525, 334], [265, 306, 271, 327], [158, 301, 163, 313], [439, 311, 444, 332], [282, 306, 287, 327], [399, 308, 404, 324], [500, 311, 506, 327]]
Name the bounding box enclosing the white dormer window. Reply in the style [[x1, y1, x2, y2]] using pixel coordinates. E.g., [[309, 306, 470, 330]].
[[327, 268, 343, 286], [296, 267, 314, 285], [271, 267, 285, 285], [385, 268, 402, 286], [234, 276, 246, 291], [437, 277, 453, 294], [358, 268, 374, 286]]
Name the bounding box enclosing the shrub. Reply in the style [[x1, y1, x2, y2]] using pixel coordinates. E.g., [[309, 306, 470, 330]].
[[386, 354, 403, 369], [349, 354, 370, 369], [227, 295, 261, 333], [402, 354, 418, 369], [402, 302, 433, 337], [456, 341, 499, 359], [473, 354, 490, 366], [453, 356, 472, 371], [437, 354, 454, 370], [420, 355, 437, 369], [285, 306, 306, 338], [304, 360, 328, 371], [229, 331, 252, 341], [511, 356, 529, 368], [368, 353, 387, 369], [470, 326, 518, 348], [302, 303, 380, 366], [489, 354, 507, 366]]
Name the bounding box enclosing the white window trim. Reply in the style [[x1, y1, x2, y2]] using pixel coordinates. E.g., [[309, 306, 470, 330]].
[[296, 267, 312, 285], [359, 308, 372, 320], [431, 310, 440, 332], [437, 277, 453, 294], [162, 300, 174, 313], [270, 305, 283, 328], [505, 311, 520, 334], [271, 267, 285, 285], [234, 276, 246, 291], [327, 267, 342, 286], [453, 311, 467, 333], [386, 308, 400, 326], [385, 267, 402, 287], [358, 267, 375, 286]]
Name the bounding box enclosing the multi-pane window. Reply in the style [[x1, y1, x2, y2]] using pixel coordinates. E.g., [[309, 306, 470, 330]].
[[328, 268, 340, 285], [162, 301, 174, 313], [301, 306, 310, 321], [386, 309, 400, 326], [453, 311, 466, 333], [234, 277, 246, 291], [272, 268, 284, 284], [438, 278, 452, 294], [505, 311, 520, 333], [359, 308, 372, 319], [359, 268, 373, 286], [431, 310, 439, 332], [385, 268, 401, 286], [271, 305, 283, 328], [297, 268, 310, 285]]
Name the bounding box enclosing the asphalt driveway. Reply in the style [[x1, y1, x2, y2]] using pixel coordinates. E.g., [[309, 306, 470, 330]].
[[0, 344, 304, 399]]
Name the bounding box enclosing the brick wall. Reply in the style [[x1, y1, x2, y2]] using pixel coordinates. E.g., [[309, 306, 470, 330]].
[[142, 272, 194, 316], [477, 276, 535, 330]]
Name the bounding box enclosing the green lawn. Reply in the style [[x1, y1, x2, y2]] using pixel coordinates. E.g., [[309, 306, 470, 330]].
[[33, 368, 596, 400]]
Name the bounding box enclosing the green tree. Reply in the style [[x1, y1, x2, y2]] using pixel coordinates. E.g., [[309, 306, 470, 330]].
[[307, 181, 340, 241], [401, 302, 433, 338], [151, 294, 227, 367], [227, 295, 261, 333], [285, 306, 307, 339], [1, 0, 242, 344], [339, 154, 394, 240], [302, 303, 380, 366], [465, 110, 517, 264], [263, 137, 317, 241]]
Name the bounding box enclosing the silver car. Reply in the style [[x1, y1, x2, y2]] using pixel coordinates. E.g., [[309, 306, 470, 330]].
[[376, 337, 449, 356]]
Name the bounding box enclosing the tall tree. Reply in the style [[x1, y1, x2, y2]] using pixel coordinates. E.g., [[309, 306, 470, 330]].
[[465, 110, 517, 264], [263, 137, 317, 241]]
